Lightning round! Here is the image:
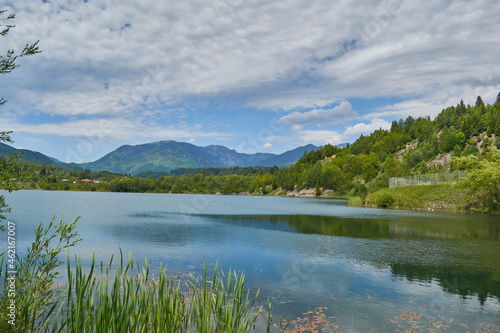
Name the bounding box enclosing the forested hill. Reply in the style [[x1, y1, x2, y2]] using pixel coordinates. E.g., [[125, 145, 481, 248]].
[[270, 94, 500, 195]]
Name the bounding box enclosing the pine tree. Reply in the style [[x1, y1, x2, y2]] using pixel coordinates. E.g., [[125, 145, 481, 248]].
[[460, 117, 472, 139], [456, 99, 467, 116], [475, 95, 484, 108]]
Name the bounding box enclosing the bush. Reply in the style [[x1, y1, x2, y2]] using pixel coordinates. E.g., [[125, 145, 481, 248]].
[[376, 192, 395, 207]]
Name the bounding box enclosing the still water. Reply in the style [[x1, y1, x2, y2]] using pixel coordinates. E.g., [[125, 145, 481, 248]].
[[4, 190, 500, 332]]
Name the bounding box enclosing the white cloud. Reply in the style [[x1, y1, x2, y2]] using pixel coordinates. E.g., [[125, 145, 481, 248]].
[[263, 142, 273, 148], [276, 102, 357, 125], [366, 84, 500, 120], [297, 130, 345, 145], [343, 118, 391, 136]]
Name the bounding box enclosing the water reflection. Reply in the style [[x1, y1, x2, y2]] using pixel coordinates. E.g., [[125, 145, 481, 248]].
[[201, 214, 500, 240], [112, 211, 500, 302], [200, 214, 500, 302]]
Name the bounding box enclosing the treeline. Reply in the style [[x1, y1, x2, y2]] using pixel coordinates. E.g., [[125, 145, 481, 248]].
[[16, 162, 279, 194], [12, 93, 500, 199]]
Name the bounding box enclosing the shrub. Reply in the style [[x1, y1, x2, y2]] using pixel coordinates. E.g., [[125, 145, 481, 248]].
[[376, 192, 395, 208]]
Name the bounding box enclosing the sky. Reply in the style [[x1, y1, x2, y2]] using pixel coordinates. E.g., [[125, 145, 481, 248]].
[[1, 0, 499, 163]]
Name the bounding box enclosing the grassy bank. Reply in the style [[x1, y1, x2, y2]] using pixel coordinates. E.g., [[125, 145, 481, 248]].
[[363, 184, 472, 212]]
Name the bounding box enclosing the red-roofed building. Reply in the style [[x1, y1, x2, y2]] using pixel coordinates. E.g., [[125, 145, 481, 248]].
[[74, 179, 94, 184]]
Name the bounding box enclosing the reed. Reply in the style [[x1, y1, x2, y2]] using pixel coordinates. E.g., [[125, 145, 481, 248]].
[[56, 253, 267, 332]]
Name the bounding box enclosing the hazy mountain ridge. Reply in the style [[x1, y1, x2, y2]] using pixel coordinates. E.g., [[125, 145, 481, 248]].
[[78, 141, 319, 175]]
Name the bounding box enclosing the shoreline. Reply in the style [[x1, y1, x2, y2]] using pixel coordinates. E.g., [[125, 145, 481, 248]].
[[8, 183, 498, 215]]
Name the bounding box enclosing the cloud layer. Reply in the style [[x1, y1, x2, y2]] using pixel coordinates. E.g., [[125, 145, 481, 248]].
[[1, 0, 499, 160]]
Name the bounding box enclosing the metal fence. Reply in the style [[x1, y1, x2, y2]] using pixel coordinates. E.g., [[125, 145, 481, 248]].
[[389, 170, 470, 188]]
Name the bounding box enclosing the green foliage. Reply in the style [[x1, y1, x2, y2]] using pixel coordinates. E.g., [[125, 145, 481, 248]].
[[0, 217, 81, 332], [457, 147, 500, 212], [366, 185, 470, 212], [0, 133, 22, 221], [59, 256, 267, 332], [439, 126, 465, 153], [375, 192, 394, 208], [347, 196, 363, 206], [0, 11, 40, 75], [415, 117, 434, 143]]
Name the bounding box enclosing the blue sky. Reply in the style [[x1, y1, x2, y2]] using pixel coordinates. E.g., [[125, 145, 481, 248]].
[[1, 0, 500, 163]]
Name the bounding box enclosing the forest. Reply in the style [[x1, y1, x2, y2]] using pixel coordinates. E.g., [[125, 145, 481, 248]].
[[6, 94, 500, 212]]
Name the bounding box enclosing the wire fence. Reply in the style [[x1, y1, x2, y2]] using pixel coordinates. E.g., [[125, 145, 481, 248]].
[[389, 170, 470, 188]]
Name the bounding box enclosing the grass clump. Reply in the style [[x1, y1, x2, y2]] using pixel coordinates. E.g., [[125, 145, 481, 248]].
[[347, 196, 363, 206], [60, 254, 265, 332]]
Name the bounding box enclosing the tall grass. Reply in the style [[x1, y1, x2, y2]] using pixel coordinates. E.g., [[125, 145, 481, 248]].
[[1, 217, 269, 332]]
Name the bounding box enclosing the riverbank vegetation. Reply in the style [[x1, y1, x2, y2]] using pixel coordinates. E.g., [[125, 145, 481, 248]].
[[365, 147, 500, 213]]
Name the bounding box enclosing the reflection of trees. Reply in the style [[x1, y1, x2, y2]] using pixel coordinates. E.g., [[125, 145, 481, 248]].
[[216, 214, 500, 240], [391, 263, 500, 304], [206, 214, 500, 302]]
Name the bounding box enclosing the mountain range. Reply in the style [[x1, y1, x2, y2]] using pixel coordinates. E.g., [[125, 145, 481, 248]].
[[0, 140, 322, 175], [78, 141, 319, 175]]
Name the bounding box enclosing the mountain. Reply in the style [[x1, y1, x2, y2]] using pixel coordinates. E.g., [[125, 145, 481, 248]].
[[256, 144, 319, 167], [0, 142, 74, 168], [78, 140, 320, 175]]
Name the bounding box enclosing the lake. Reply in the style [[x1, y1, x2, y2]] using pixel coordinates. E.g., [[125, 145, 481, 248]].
[[4, 190, 500, 332]]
